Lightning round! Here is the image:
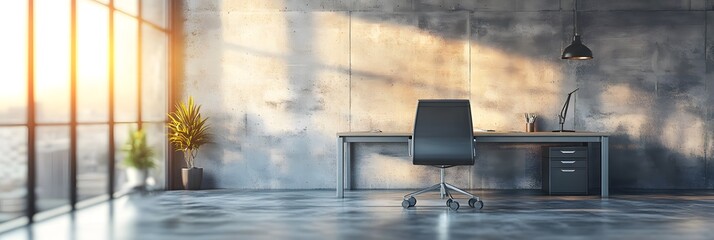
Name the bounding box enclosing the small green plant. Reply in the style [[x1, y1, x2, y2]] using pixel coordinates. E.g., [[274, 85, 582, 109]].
[[122, 129, 156, 169], [167, 96, 210, 168]]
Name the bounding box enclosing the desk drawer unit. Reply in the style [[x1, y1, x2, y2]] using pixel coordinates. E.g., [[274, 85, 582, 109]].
[[543, 147, 588, 195]]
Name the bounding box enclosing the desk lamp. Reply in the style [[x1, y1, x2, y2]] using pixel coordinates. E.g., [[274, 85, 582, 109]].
[[553, 88, 579, 132]]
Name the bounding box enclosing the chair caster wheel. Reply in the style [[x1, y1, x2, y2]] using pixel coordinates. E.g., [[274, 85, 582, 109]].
[[468, 198, 483, 209], [402, 197, 416, 208], [448, 200, 460, 211], [446, 198, 453, 207]]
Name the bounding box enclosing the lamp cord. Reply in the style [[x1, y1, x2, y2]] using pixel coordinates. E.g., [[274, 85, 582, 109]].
[[573, 0, 579, 36]]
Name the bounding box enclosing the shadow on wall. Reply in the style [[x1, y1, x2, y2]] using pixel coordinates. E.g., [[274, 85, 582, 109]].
[[469, 11, 569, 132], [184, 1, 711, 189], [182, 0, 228, 188], [345, 10, 571, 188], [191, 1, 352, 189], [575, 11, 708, 189], [185, 0, 576, 189]]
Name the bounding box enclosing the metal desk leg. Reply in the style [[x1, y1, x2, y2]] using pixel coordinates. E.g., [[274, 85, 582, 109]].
[[601, 136, 609, 198], [344, 142, 351, 190], [337, 137, 345, 198]]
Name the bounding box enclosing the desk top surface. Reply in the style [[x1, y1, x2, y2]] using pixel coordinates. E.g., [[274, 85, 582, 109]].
[[337, 131, 610, 137]]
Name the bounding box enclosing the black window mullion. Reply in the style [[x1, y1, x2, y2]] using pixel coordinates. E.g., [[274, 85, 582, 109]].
[[27, 0, 37, 223], [141, 20, 168, 33], [108, 0, 116, 198], [137, 0, 142, 129], [69, 0, 78, 210], [166, 0, 175, 190], [0, 123, 29, 127]]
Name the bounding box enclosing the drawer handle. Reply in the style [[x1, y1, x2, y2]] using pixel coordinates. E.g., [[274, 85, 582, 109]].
[[561, 169, 576, 173], [560, 161, 576, 164], [560, 150, 576, 154]]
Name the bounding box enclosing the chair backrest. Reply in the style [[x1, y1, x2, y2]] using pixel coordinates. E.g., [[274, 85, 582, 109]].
[[412, 99, 474, 166]]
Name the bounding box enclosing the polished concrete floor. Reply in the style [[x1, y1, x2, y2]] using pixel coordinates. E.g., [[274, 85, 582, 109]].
[[3, 189, 714, 240]]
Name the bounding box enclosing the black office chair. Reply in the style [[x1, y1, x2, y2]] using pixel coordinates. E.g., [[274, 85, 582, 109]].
[[401, 99, 483, 211]]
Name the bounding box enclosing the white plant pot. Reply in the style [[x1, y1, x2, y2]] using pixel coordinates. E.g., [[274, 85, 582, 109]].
[[126, 168, 148, 189]]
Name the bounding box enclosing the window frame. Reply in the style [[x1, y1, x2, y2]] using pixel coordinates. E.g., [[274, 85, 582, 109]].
[[0, 0, 173, 226]]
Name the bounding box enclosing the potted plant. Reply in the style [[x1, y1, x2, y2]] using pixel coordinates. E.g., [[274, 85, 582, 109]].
[[121, 129, 155, 190], [168, 96, 210, 190]]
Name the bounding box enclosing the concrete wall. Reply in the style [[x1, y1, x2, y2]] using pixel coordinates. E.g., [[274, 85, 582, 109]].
[[182, 0, 714, 190]]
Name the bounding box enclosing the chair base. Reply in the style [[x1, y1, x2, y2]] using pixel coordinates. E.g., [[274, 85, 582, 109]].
[[402, 168, 482, 210], [403, 182, 478, 201]]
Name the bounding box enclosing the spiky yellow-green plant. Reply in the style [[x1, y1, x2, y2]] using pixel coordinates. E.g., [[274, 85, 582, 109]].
[[167, 97, 210, 168]]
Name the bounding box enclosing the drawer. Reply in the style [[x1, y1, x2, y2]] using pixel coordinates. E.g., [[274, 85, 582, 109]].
[[549, 147, 587, 158], [550, 167, 587, 193], [550, 159, 587, 168]]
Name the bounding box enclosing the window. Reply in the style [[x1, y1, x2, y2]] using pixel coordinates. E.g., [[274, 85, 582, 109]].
[[0, 0, 171, 226], [0, 0, 29, 225]]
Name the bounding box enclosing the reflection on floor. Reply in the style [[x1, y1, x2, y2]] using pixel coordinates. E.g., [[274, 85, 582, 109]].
[[2, 189, 714, 240]]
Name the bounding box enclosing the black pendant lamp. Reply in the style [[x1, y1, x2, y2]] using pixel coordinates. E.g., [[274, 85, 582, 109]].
[[562, 0, 592, 60]]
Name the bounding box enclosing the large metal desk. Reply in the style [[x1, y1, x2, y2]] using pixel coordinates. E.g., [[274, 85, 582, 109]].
[[336, 131, 610, 198]]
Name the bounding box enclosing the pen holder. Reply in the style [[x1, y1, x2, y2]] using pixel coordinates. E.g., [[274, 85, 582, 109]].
[[526, 122, 536, 132]]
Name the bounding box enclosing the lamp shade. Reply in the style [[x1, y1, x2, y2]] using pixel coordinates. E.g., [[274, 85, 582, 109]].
[[561, 35, 592, 60]]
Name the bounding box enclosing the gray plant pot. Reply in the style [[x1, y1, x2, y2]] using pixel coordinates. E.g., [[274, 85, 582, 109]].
[[182, 167, 203, 190]]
